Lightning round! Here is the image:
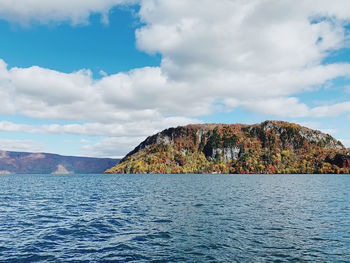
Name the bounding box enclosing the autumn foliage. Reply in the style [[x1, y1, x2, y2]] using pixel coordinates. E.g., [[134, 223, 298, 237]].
[[105, 121, 350, 174]]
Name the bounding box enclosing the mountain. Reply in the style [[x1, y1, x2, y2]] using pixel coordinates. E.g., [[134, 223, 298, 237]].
[[105, 121, 350, 174], [0, 151, 120, 174]]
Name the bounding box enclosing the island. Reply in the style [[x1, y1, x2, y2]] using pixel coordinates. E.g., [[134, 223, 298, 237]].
[[105, 121, 350, 174]]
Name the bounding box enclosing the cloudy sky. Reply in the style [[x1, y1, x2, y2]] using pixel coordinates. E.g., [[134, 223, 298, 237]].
[[0, 0, 350, 158]]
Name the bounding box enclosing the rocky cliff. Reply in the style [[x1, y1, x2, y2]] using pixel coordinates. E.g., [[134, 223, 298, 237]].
[[105, 121, 349, 174]]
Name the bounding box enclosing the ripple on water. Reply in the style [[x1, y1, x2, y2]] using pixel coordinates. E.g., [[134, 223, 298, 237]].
[[0, 174, 350, 262], [152, 219, 172, 223]]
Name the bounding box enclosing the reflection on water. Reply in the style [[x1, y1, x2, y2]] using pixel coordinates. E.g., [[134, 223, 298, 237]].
[[0, 174, 350, 262]]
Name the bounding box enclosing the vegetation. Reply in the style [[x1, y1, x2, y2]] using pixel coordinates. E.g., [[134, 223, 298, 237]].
[[105, 121, 350, 174]]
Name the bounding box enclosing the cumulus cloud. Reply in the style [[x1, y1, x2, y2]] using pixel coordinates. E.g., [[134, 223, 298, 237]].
[[240, 97, 350, 118], [81, 137, 144, 158], [0, 117, 201, 137], [310, 101, 350, 117], [242, 97, 310, 118], [1, 0, 350, 156], [0, 0, 133, 25], [0, 60, 215, 122], [2, 1, 350, 122], [136, 0, 349, 74], [1, 60, 350, 123], [0, 139, 46, 153], [134, 0, 350, 116]]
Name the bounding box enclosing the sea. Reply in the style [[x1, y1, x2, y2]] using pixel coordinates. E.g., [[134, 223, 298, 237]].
[[0, 174, 350, 262]]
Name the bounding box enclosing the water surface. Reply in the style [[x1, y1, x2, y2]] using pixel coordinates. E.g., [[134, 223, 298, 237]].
[[1, 174, 350, 262]]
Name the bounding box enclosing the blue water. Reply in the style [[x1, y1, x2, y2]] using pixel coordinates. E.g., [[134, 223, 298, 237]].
[[0, 174, 350, 262]]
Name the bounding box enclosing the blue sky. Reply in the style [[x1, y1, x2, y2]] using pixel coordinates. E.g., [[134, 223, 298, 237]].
[[0, 1, 350, 157], [0, 6, 160, 76]]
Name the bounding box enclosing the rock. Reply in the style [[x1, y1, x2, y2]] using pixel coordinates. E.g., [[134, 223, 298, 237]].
[[106, 120, 348, 174]]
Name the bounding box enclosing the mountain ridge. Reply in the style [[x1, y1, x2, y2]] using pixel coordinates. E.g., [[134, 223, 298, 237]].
[[0, 150, 120, 174], [105, 120, 350, 174]]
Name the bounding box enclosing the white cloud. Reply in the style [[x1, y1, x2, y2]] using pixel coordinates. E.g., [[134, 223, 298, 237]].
[[0, 60, 15, 114], [310, 101, 350, 117], [242, 97, 310, 117], [0, 61, 214, 122], [136, 0, 348, 75], [134, 0, 350, 116], [81, 137, 144, 158], [10, 66, 93, 105], [0, 117, 201, 157], [0, 0, 133, 25], [239, 97, 350, 118], [1, 59, 350, 123], [99, 70, 108, 77], [1, 1, 350, 122], [0, 117, 201, 137], [1, 1, 350, 156], [0, 139, 45, 153]]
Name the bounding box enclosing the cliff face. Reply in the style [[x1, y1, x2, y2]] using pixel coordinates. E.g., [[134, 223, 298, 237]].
[[0, 151, 120, 174], [105, 121, 349, 174]]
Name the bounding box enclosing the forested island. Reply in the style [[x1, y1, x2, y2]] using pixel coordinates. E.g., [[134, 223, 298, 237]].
[[105, 121, 350, 174]]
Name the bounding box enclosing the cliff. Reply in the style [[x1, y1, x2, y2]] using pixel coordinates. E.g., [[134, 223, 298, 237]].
[[105, 121, 349, 174], [0, 151, 120, 174]]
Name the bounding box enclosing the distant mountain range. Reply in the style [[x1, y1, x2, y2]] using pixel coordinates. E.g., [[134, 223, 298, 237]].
[[0, 150, 120, 174], [105, 121, 350, 174]]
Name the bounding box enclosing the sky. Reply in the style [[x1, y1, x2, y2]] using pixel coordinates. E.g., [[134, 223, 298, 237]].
[[0, 0, 350, 158]]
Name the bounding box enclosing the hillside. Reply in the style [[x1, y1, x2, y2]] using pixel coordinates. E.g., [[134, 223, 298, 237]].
[[105, 121, 350, 174], [0, 151, 119, 174]]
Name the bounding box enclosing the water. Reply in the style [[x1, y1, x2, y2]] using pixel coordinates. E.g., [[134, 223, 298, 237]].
[[0, 174, 350, 262]]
